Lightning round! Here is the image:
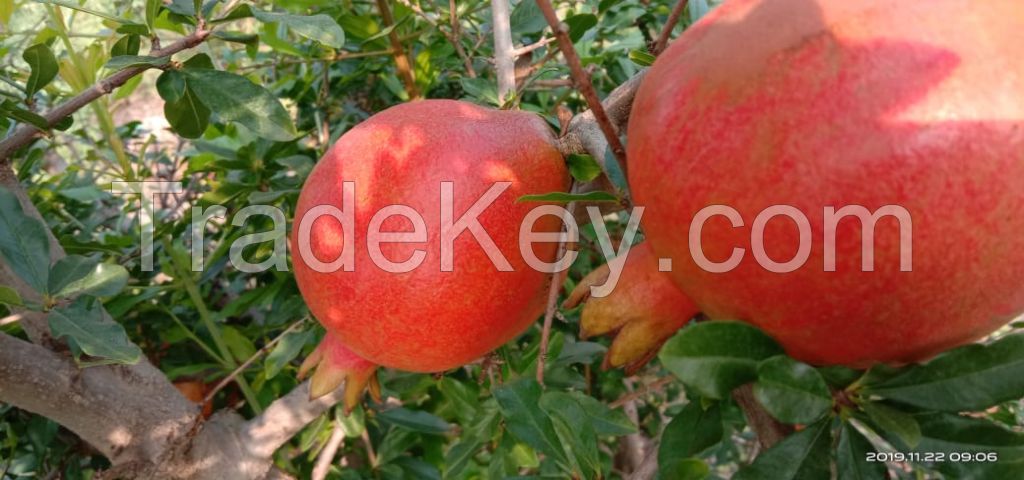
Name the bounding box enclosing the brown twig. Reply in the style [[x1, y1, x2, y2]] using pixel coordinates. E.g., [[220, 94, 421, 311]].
[[448, 0, 477, 77], [536, 184, 579, 386], [397, 0, 476, 78], [202, 318, 308, 405], [0, 27, 212, 161], [609, 376, 674, 409], [235, 48, 396, 72], [376, 0, 420, 99], [652, 0, 689, 55], [512, 36, 556, 57], [534, 0, 628, 174]]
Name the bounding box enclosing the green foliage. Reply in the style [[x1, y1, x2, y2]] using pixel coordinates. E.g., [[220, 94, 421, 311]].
[[753, 356, 831, 424], [1, 0, 1022, 478], [659, 321, 783, 399]]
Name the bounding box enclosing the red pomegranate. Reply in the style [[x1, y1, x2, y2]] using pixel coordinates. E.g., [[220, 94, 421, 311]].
[[292, 100, 569, 397], [627, 0, 1024, 366]]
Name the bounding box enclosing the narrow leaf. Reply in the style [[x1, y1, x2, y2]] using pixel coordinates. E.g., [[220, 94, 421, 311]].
[[865, 333, 1024, 411], [517, 191, 619, 203]]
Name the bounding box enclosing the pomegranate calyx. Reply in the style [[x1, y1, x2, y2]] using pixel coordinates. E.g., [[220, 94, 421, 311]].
[[299, 332, 381, 413]]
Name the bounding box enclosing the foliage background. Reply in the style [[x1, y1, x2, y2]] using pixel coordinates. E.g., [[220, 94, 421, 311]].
[[1, 0, 1023, 479]]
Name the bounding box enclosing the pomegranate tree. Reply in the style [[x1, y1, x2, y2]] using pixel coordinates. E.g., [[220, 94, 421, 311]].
[[291, 100, 569, 400], [620, 0, 1024, 367]]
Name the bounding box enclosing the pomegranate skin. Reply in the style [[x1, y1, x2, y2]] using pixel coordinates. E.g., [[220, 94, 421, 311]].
[[629, 0, 1024, 366], [292, 100, 569, 372]]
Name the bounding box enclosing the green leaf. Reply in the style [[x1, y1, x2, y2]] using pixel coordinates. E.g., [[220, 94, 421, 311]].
[[510, 0, 546, 35], [263, 329, 312, 380], [564, 14, 597, 43], [570, 391, 636, 436], [145, 0, 161, 31], [540, 392, 600, 478], [110, 34, 141, 57], [1, 101, 49, 131], [566, 154, 602, 182], [733, 419, 833, 480], [377, 407, 453, 435], [0, 187, 50, 293], [818, 365, 864, 389], [104, 55, 169, 71], [659, 321, 784, 399], [35, 0, 133, 23], [48, 297, 142, 365], [221, 325, 256, 362], [517, 191, 619, 203], [212, 3, 252, 23], [251, 10, 345, 48], [753, 356, 832, 424], [861, 401, 920, 448], [183, 53, 215, 69], [888, 412, 1024, 478], [837, 423, 886, 480], [48, 256, 128, 299], [213, 31, 259, 46], [864, 333, 1024, 411], [438, 376, 480, 423], [159, 70, 210, 139], [183, 69, 297, 141], [156, 70, 185, 103], [659, 401, 723, 467], [22, 43, 57, 97], [493, 378, 569, 467], [629, 49, 656, 67], [115, 23, 149, 36], [0, 285, 22, 306], [658, 458, 710, 480], [165, 0, 195, 16], [336, 404, 366, 438]]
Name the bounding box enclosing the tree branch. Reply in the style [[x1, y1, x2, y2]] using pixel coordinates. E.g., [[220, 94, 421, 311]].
[[0, 27, 211, 162], [311, 423, 345, 480], [376, 0, 420, 100], [535, 0, 628, 173], [0, 332, 198, 465], [241, 382, 352, 460], [732, 383, 794, 449], [652, 0, 689, 55], [491, 0, 516, 102]]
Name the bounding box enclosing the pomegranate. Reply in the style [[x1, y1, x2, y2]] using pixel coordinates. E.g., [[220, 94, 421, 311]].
[[292, 100, 569, 398], [624, 0, 1024, 366]]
